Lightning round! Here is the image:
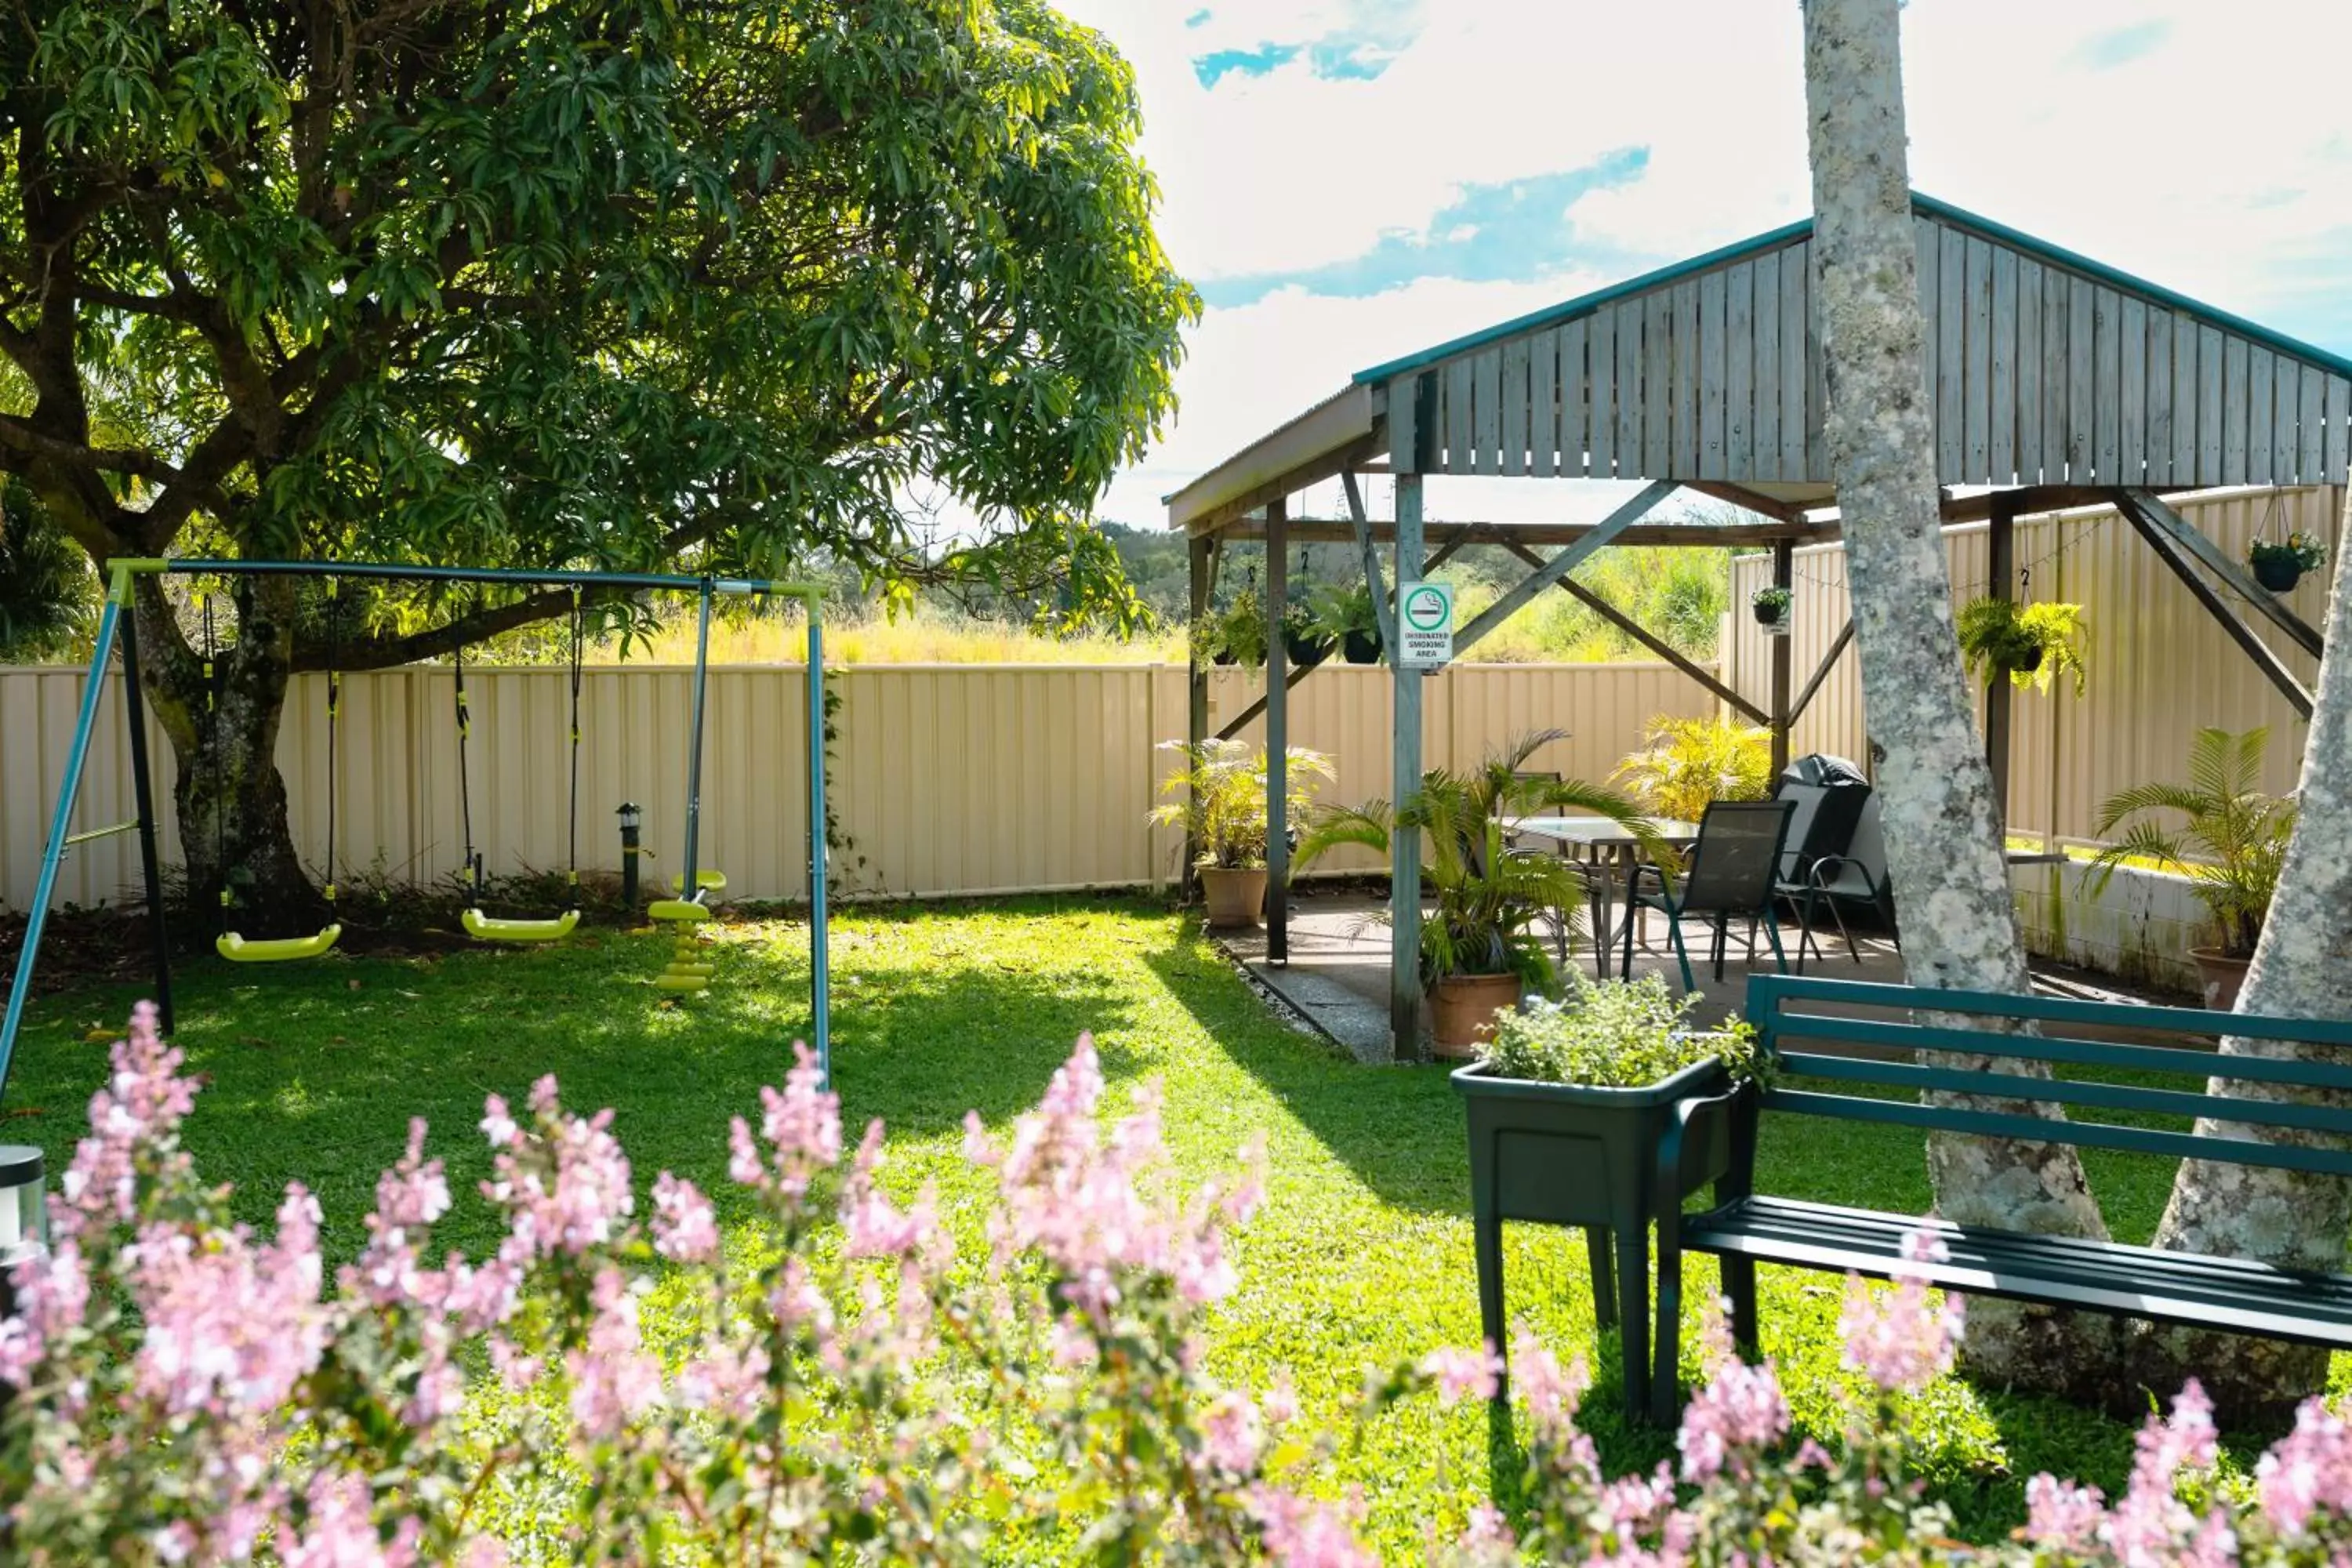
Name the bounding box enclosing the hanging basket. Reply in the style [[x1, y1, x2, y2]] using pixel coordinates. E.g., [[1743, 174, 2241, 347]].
[[2252, 555, 2304, 593]]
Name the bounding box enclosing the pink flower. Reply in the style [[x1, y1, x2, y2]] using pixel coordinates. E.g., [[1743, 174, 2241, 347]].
[[1456, 1502, 1518, 1564], [1677, 1349, 1789, 1482], [56, 1004, 197, 1240], [1201, 1391, 1264, 1473], [1838, 1225, 1963, 1394], [567, 1267, 662, 1443], [2102, 1381, 2227, 1564], [751, 1044, 843, 1201], [837, 1123, 943, 1263], [1508, 1326, 1591, 1443], [651, 1171, 720, 1264], [2257, 1397, 2352, 1538], [481, 1083, 633, 1260], [479, 1094, 517, 1148], [129, 1185, 326, 1417], [1247, 1486, 1377, 1568], [2024, 1474, 2108, 1548], [278, 1471, 420, 1567], [1418, 1344, 1502, 1407]]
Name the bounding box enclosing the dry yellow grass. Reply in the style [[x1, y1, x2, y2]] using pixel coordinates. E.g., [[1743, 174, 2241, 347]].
[[586, 608, 1184, 666]]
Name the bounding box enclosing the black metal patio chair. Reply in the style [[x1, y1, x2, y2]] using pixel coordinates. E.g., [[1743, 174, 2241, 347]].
[[1786, 792, 1900, 971], [1620, 798, 1797, 992]]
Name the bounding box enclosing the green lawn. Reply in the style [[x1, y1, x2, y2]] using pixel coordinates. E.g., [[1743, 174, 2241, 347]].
[[1, 898, 2314, 1554]]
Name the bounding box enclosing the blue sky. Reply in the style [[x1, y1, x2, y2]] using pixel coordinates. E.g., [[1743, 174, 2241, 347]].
[[1047, 0, 2352, 528]]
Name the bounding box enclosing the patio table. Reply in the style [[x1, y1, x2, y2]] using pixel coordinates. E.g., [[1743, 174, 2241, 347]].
[[1510, 816, 1702, 980]]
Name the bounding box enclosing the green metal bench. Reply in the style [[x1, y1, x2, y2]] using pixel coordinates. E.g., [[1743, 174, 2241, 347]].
[[1650, 973, 2352, 1422]]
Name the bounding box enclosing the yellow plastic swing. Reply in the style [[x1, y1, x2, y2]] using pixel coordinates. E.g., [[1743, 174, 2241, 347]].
[[207, 590, 344, 965], [218, 924, 343, 963], [452, 601, 587, 946], [462, 908, 580, 943]]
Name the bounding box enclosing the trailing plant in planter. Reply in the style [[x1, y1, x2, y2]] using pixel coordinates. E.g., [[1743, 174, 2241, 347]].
[[2249, 530, 2326, 593], [1455, 969, 1759, 1422], [1279, 601, 1330, 668], [1610, 713, 1773, 823], [1307, 581, 1382, 664], [1150, 737, 1333, 928], [1955, 597, 2086, 694], [1295, 729, 1661, 1055], [1189, 586, 1269, 667], [1750, 583, 1791, 629], [2085, 724, 2295, 1007]]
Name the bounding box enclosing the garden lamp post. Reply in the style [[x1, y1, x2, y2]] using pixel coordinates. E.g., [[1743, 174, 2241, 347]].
[[618, 802, 643, 909], [0, 1145, 48, 1316]]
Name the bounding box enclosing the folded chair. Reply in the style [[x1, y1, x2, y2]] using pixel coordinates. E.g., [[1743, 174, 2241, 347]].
[[1621, 799, 1797, 992], [1786, 793, 1900, 971]]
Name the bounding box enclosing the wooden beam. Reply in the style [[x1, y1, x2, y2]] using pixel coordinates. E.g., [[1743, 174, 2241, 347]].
[[1420, 533, 1470, 576], [1187, 430, 1385, 535], [1768, 542, 1794, 777], [1681, 481, 1816, 524], [1391, 474, 1426, 1065], [1265, 498, 1290, 963], [1185, 535, 1210, 893], [2116, 493, 2313, 718], [1340, 469, 1397, 649], [1788, 619, 1855, 726], [1985, 495, 2018, 817], [1220, 517, 1835, 547], [1497, 539, 1768, 724], [2123, 488, 2324, 660], [1214, 657, 1319, 742], [1453, 481, 1680, 655]]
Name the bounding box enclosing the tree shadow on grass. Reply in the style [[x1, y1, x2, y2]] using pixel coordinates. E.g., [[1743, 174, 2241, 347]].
[[1140, 942, 1470, 1217], [5, 924, 1139, 1268]]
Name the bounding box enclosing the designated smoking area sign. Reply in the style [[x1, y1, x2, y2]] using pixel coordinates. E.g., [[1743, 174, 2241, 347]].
[[1396, 580, 1454, 669]]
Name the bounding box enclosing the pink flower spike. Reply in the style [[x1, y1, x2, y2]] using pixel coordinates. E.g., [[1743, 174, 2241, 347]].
[[651, 1171, 720, 1264], [480, 1094, 517, 1149], [1418, 1343, 1502, 1407], [2024, 1474, 2107, 1548]]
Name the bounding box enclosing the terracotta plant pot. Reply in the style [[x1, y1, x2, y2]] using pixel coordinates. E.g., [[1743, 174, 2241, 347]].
[[2190, 946, 2252, 1011], [2252, 555, 2303, 593], [1198, 866, 1269, 930], [1429, 972, 1524, 1060]]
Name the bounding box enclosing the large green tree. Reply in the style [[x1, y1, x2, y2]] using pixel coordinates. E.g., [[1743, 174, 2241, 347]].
[[1, 0, 1192, 927]]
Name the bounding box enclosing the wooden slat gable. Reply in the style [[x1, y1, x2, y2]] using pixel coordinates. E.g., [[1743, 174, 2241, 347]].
[[1388, 211, 2349, 488]]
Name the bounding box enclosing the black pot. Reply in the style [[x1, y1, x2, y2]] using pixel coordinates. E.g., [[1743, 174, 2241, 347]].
[[1752, 602, 1787, 627], [1210, 649, 1236, 666], [1455, 1056, 1736, 1424], [1342, 628, 1381, 665], [1283, 631, 1330, 669], [2002, 644, 2045, 675], [2252, 555, 2303, 593]]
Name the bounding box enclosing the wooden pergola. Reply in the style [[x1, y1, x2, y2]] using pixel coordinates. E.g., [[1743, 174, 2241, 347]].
[[1165, 191, 2351, 1063]]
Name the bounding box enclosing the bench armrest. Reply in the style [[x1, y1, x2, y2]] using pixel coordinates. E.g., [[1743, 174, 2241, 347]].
[[1656, 1088, 1742, 1259]]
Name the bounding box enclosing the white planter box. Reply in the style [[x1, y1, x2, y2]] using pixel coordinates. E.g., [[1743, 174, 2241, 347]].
[[2009, 858, 2213, 996]]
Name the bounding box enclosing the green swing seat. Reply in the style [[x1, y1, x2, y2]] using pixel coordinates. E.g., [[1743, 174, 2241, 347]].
[[462, 908, 580, 944], [217, 924, 343, 964]]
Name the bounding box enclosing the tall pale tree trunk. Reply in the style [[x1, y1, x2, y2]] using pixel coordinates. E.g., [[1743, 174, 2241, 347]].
[[1802, 0, 2117, 1390], [2134, 486, 2352, 1420]]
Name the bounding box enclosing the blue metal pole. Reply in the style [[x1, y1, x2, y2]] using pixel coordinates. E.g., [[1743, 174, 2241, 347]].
[[681, 581, 713, 895], [806, 609, 829, 1087], [1, 597, 125, 1102]]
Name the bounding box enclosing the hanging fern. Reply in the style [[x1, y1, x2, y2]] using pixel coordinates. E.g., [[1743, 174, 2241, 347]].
[[1955, 597, 2086, 695]]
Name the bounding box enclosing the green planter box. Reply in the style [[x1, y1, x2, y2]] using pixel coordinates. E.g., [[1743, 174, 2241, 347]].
[[1454, 1054, 1733, 1424]]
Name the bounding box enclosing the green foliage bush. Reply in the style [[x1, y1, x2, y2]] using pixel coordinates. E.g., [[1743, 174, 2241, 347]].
[[1612, 714, 1775, 822], [1482, 968, 1758, 1087]]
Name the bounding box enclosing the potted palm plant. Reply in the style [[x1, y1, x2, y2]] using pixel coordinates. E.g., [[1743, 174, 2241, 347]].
[[1294, 730, 1663, 1057], [1308, 582, 1383, 665], [2249, 532, 2326, 593], [1150, 739, 1334, 929], [1956, 597, 2087, 694], [2085, 726, 2296, 1010]]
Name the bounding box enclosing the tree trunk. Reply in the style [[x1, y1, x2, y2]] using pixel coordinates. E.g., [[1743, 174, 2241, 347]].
[[2133, 486, 2352, 1421], [1801, 0, 2118, 1391], [135, 575, 326, 938]]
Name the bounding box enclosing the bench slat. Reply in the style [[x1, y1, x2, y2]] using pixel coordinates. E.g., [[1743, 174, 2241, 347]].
[[1685, 1196, 2352, 1350], [1777, 1049, 2352, 1138], [1748, 973, 2352, 1050], [1769, 1010, 2352, 1094], [1761, 1087, 2352, 1176]]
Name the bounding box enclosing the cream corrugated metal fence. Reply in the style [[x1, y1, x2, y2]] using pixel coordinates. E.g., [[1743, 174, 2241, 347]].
[[1724, 485, 2345, 841], [0, 661, 1718, 911]]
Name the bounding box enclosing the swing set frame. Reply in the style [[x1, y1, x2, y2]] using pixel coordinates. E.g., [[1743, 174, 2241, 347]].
[[0, 556, 836, 1104]]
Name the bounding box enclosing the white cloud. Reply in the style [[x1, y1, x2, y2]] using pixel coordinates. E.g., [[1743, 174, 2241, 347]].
[[1053, 0, 2352, 533]]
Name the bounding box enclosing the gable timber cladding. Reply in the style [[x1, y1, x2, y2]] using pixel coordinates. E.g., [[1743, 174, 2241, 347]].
[[1375, 201, 2351, 488]]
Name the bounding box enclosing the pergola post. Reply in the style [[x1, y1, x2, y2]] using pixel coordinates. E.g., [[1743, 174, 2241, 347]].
[[1768, 540, 1795, 777], [1390, 473, 1425, 1064], [1185, 533, 1211, 895], [1984, 493, 2018, 818], [1265, 498, 1290, 961]]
